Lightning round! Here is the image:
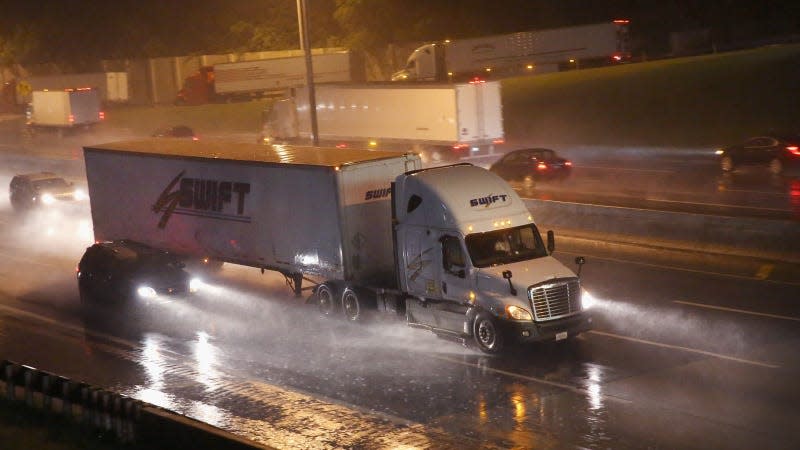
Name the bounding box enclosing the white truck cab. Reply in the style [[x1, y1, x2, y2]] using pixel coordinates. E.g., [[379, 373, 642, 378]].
[[394, 164, 591, 353]]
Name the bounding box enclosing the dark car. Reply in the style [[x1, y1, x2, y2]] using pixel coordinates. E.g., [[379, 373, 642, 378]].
[[152, 125, 198, 140], [9, 172, 86, 211], [489, 148, 572, 181], [77, 240, 200, 302], [717, 134, 800, 175]]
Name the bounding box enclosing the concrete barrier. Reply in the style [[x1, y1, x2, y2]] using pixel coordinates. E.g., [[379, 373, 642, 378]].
[[0, 359, 272, 449], [526, 199, 800, 263]]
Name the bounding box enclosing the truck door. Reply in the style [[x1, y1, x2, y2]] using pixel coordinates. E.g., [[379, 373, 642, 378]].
[[400, 226, 439, 326], [434, 234, 473, 333]]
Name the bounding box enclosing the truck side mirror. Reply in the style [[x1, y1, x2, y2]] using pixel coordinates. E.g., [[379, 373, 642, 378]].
[[547, 230, 555, 254]]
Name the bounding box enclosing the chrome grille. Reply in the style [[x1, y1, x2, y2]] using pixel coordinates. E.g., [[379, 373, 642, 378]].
[[529, 279, 581, 321]]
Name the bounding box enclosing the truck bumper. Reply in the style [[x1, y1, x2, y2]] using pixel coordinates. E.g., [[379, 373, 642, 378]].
[[500, 312, 592, 344]]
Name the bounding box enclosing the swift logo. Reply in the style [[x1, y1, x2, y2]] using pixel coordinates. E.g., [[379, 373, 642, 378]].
[[152, 171, 252, 228], [469, 194, 508, 208], [364, 187, 391, 201]]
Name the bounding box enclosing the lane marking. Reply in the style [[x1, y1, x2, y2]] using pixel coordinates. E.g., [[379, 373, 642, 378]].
[[755, 264, 774, 280], [576, 165, 675, 174], [587, 330, 780, 369], [558, 248, 800, 286], [674, 300, 800, 322], [427, 353, 632, 405], [0, 249, 63, 268]]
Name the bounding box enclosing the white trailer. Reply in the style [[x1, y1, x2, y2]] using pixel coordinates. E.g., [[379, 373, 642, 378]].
[[25, 72, 129, 103], [214, 51, 353, 97], [26, 89, 103, 133], [261, 81, 504, 162], [81, 139, 592, 353], [392, 21, 631, 81]]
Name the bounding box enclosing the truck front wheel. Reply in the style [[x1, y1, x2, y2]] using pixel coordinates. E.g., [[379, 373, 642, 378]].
[[316, 283, 337, 317], [472, 312, 505, 354]]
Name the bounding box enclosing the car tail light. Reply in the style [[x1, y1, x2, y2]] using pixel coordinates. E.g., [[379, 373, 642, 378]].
[[786, 145, 800, 156], [537, 162, 547, 170], [99, 111, 105, 120], [336, 143, 348, 149], [565, 161, 572, 166], [68, 114, 75, 124]]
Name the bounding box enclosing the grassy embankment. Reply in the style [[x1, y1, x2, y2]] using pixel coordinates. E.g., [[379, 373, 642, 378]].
[[503, 44, 800, 147], [103, 44, 800, 148]]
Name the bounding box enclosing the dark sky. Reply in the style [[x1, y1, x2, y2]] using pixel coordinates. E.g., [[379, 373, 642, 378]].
[[2, 0, 798, 65]]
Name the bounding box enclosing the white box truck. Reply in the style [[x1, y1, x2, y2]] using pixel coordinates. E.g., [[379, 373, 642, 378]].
[[177, 51, 355, 105], [392, 21, 631, 81], [80, 139, 592, 353], [260, 81, 504, 162], [26, 88, 103, 136]]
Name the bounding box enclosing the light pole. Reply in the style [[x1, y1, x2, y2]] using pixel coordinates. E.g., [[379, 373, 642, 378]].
[[296, 0, 319, 146]]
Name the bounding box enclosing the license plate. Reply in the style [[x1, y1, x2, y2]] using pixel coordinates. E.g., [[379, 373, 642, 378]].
[[555, 331, 568, 341]]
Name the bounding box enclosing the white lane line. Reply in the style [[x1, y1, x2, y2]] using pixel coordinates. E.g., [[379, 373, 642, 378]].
[[587, 330, 780, 369], [576, 165, 675, 174], [557, 248, 800, 286], [674, 300, 800, 322], [0, 250, 61, 268], [427, 353, 632, 405]]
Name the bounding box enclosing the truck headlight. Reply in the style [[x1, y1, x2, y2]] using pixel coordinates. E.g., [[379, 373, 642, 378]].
[[189, 278, 203, 293], [582, 289, 596, 309], [506, 305, 532, 321], [137, 286, 157, 299], [41, 193, 56, 205]]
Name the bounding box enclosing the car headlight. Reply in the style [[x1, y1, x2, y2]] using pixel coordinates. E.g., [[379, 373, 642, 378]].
[[714, 149, 724, 155], [41, 193, 56, 205], [581, 289, 596, 309], [506, 305, 532, 321], [73, 189, 87, 201], [189, 278, 203, 293], [137, 286, 157, 299]]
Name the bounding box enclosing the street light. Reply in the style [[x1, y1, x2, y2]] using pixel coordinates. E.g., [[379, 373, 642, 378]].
[[296, 0, 319, 146]]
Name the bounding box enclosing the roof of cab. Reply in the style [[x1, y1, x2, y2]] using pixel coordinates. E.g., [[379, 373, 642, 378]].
[[84, 139, 417, 168]]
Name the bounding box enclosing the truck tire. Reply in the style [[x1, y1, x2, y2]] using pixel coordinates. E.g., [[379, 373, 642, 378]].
[[341, 287, 362, 322], [316, 283, 338, 317], [472, 312, 504, 354]]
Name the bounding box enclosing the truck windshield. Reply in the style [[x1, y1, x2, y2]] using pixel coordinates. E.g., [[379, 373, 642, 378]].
[[465, 224, 548, 268]]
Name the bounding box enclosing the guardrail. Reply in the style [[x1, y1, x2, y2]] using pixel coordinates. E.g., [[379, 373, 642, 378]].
[[526, 199, 800, 263], [0, 359, 272, 450]]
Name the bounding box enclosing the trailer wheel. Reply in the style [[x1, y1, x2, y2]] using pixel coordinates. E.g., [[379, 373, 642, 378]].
[[472, 312, 504, 354], [316, 283, 337, 317], [341, 287, 362, 322]]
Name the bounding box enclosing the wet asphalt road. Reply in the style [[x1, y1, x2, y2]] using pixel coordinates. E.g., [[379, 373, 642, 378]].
[[0, 136, 798, 448]]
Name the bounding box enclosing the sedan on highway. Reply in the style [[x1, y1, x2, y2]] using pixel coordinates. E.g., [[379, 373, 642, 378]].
[[489, 148, 572, 181], [717, 134, 800, 175], [152, 125, 198, 140], [77, 240, 202, 302], [9, 172, 86, 211]]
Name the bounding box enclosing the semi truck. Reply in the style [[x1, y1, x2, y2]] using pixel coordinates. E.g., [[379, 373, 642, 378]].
[[26, 88, 104, 136], [260, 80, 504, 162], [176, 51, 355, 105], [79, 139, 592, 354], [392, 20, 631, 81]]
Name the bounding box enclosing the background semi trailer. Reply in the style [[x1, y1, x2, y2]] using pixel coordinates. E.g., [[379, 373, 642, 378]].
[[392, 20, 631, 81], [24, 72, 129, 103], [176, 51, 355, 105], [81, 140, 592, 353], [260, 80, 504, 162], [26, 88, 103, 135]]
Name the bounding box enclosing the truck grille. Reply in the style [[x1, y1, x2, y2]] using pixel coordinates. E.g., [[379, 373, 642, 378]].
[[528, 278, 581, 321]]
